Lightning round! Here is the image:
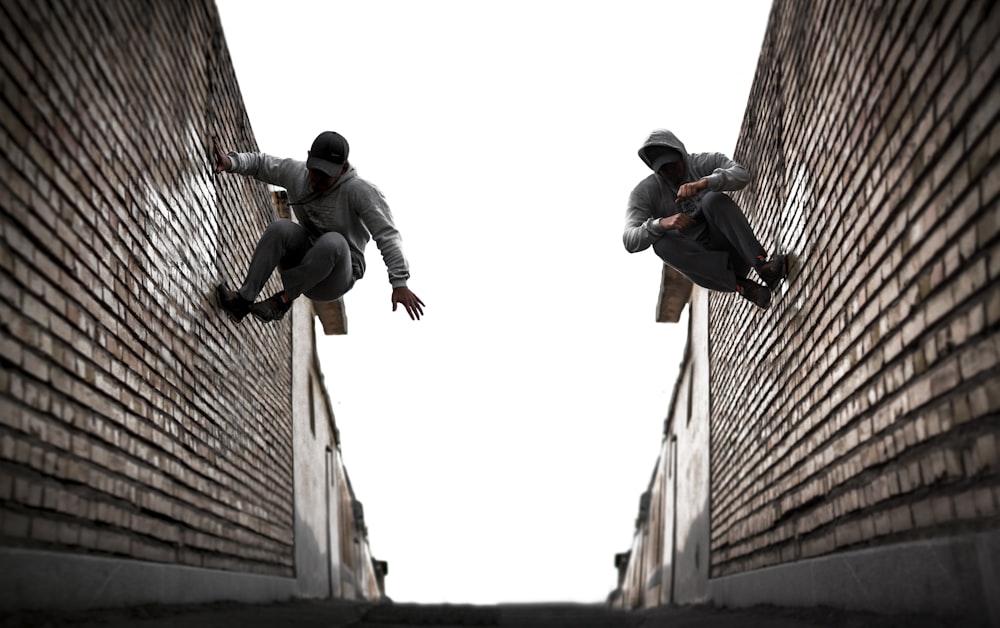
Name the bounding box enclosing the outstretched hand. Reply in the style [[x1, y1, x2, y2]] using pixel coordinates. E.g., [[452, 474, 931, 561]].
[[392, 286, 425, 320], [209, 136, 232, 173]]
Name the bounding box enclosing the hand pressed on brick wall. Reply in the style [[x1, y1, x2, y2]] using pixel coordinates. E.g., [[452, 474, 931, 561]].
[[210, 136, 232, 173]]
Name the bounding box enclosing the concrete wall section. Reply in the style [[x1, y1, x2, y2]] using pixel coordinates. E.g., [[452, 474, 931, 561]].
[[672, 287, 710, 605], [708, 530, 1000, 621], [638, 459, 665, 608], [612, 489, 652, 610], [330, 453, 382, 601], [288, 308, 384, 601], [656, 435, 676, 607], [0, 548, 298, 610], [612, 288, 711, 609], [291, 307, 334, 598]]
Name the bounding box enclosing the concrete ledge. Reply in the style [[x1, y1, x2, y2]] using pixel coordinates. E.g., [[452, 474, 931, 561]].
[[707, 530, 1000, 625], [0, 548, 300, 612], [312, 298, 347, 335], [656, 265, 692, 323]]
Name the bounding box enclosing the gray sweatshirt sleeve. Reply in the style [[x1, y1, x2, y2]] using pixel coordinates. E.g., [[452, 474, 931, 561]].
[[350, 185, 410, 288], [623, 187, 666, 253], [693, 152, 751, 191], [227, 152, 305, 189]]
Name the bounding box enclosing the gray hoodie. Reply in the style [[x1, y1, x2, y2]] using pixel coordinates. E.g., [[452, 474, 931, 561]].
[[228, 152, 409, 287], [623, 129, 750, 253]]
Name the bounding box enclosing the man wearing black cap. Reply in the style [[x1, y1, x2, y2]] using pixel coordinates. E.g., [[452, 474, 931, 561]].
[[623, 129, 787, 309], [210, 131, 425, 322]]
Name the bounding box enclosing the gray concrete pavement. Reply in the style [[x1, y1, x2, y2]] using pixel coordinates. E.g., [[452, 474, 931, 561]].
[[0, 599, 975, 628]]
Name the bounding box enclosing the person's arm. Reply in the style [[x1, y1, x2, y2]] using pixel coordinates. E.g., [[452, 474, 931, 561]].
[[352, 186, 425, 320], [677, 152, 750, 201], [624, 187, 680, 252], [209, 137, 303, 189]]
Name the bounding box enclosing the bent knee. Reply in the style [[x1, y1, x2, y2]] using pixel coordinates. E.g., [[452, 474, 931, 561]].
[[652, 232, 688, 262], [311, 232, 350, 261], [699, 191, 740, 218], [314, 231, 349, 250], [263, 219, 304, 237]]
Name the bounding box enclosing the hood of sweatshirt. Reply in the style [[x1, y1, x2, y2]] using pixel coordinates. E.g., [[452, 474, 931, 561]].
[[638, 129, 689, 171]]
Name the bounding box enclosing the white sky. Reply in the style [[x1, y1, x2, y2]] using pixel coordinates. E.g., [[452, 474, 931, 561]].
[[215, 0, 771, 605]]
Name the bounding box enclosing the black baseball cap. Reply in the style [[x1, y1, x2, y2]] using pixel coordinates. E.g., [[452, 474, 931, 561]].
[[307, 131, 349, 177]]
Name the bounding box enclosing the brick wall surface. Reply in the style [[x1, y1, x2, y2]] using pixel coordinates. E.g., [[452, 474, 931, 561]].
[[0, 0, 296, 575], [709, 0, 1000, 576]]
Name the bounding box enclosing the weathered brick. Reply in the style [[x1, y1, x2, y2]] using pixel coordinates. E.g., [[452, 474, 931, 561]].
[[967, 385, 991, 420], [928, 358, 962, 400], [966, 432, 998, 476], [889, 504, 914, 533], [834, 519, 862, 547], [95, 529, 132, 556], [30, 516, 61, 543], [1, 509, 31, 539], [959, 336, 999, 381], [973, 487, 996, 516], [953, 491, 979, 520], [873, 509, 893, 536], [911, 499, 935, 528], [131, 538, 176, 563], [0, 472, 12, 501], [13, 477, 43, 508]]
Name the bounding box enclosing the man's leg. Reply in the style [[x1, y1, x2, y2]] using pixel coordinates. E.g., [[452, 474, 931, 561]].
[[652, 231, 739, 292], [699, 192, 789, 291], [653, 227, 772, 309], [217, 219, 308, 322], [238, 219, 310, 302], [250, 232, 355, 322], [279, 231, 355, 302], [698, 192, 767, 270]]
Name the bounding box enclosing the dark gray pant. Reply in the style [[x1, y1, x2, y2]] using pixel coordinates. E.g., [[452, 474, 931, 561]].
[[652, 192, 766, 292], [238, 219, 355, 303]]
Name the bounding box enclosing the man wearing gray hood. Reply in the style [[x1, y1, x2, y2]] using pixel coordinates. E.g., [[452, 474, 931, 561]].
[[211, 131, 425, 322], [624, 129, 786, 309]]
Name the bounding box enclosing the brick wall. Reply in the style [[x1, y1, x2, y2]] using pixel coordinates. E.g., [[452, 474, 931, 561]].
[[709, 0, 1000, 576], [1, 0, 297, 575]]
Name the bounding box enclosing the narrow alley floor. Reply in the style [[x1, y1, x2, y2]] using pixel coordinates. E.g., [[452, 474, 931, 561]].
[[0, 599, 973, 628]]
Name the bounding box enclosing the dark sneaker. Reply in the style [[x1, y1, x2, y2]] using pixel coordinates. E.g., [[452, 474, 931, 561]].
[[250, 291, 293, 322], [216, 283, 251, 322], [756, 254, 788, 291], [736, 278, 771, 309]]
